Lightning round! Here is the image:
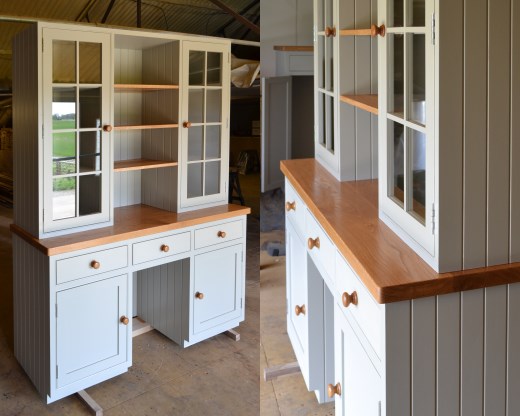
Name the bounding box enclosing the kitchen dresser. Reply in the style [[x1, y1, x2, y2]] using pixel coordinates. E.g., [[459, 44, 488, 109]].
[[281, 0, 520, 413], [10, 21, 250, 403]]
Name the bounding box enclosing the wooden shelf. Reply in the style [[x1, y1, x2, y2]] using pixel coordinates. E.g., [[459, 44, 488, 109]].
[[339, 24, 386, 37], [340, 94, 378, 115], [114, 84, 179, 91], [113, 123, 179, 131], [114, 159, 178, 172], [273, 45, 314, 52]]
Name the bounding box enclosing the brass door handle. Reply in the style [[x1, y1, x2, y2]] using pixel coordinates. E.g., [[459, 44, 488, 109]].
[[328, 382, 341, 398], [307, 237, 320, 250], [285, 201, 296, 211], [342, 291, 358, 308], [195, 291, 204, 300], [120, 316, 129, 325], [90, 260, 100, 269], [160, 244, 170, 252], [217, 230, 227, 238], [295, 304, 306, 316]]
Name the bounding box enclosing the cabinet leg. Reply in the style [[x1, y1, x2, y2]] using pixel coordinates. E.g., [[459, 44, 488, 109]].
[[77, 390, 103, 416], [263, 362, 301, 382], [225, 329, 241, 341]]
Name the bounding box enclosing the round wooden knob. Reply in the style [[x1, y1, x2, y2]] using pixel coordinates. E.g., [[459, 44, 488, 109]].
[[285, 201, 296, 212], [103, 125, 113, 132], [183, 121, 192, 128], [370, 23, 386, 37], [160, 244, 170, 252], [325, 26, 336, 37], [328, 382, 341, 398], [90, 260, 100, 269], [307, 237, 320, 250], [120, 316, 129, 325], [217, 230, 227, 238], [342, 291, 358, 308], [295, 304, 306, 316], [195, 291, 204, 300]]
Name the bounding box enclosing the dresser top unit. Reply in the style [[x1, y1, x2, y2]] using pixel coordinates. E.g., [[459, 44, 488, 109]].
[[281, 158, 520, 304]]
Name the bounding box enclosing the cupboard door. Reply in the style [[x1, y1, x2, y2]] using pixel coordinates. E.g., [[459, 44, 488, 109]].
[[192, 244, 243, 334], [56, 274, 129, 388], [334, 303, 382, 416], [42, 29, 112, 234], [180, 41, 230, 210]]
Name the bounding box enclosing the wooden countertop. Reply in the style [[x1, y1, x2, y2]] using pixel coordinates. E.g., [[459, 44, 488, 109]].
[[10, 204, 251, 256], [281, 159, 520, 304]]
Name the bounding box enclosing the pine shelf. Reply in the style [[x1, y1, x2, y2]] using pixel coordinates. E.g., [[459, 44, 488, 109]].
[[340, 94, 379, 115], [113, 123, 179, 131], [114, 159, 178, 172], [114, 84, 179, 91]]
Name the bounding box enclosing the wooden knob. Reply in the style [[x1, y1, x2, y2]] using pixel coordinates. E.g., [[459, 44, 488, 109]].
[[307, 237, 320, 250], [325, 26, 336, 37], [120, 316, 129, 325], [370, 23, 386, 37], [217, 230, 227, 238], [295, 304, 306, 316], [183, 121, 192, 128], [103, 125, 113, 132], [285, 201, 296, 211], [160, 244, 170, 252], [328, 382, 342, 398], [195, 291, 204, 300], [90, 260, 100, 269], [342, 291, 358, 308]]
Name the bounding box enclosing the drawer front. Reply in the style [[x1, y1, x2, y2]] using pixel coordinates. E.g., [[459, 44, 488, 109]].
[[305, 210, 335, 283], [194, 220, 243, 249], [335, 252, 382, 358], [56, 246, 128, 285], [133, 232, 191, 265], [285, 179, 306, 237]]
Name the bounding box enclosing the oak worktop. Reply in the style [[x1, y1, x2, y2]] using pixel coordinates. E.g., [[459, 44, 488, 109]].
[[10, 204, 251, 256], [281, 158, 520, 303]]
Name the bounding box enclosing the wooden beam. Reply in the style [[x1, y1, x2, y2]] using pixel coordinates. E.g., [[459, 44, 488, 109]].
[[264, 362, 301, 381], [77, 390, 103, 415], [137, 0, 142, 28], [207, 0, 260, 34], [76, 0, 99, 21], [101, 0, 117, 24]]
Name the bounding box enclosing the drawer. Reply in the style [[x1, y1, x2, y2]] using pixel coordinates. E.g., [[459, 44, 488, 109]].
[[56, 245, 128, 285], [305, 210, 335, 283], [133, 232, 191, 265], [284, 179, 306, 237], [194, 220, 243, 249], [335, 252, 382, 358]]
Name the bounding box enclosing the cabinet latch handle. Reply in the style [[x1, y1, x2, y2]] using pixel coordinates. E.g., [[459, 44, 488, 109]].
[[295, 304, 306, 316], [325, 26, 336, 37], [285, 201, 296, 211], [103, 125, 113, 132], [371, 24, 386, 37], [90, 260, 100, 269], [217, 230, 227, 238], [120, 316, 129, 325], [195, 291, 204, 300], [307, 237, 320, 250], [183, 121, 192, 128], [342, 291, 358, 308], [160, 244, 170, 252], [328, 382, 341, 397]]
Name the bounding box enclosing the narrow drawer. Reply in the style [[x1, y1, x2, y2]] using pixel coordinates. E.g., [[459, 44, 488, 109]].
[[194, 220, 243, 249], [56, 245, 128, 285], [285, 179, 306, 237], [335, 252, 382, 358], [133, 232, 191, 265], [305, 210, 335, 283]]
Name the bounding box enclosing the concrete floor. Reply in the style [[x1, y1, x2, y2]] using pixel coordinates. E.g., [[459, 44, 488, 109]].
[[0, 205, 260, 416]]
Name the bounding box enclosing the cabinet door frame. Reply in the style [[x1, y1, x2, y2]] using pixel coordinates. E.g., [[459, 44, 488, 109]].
[[42, 28, 112, 234]]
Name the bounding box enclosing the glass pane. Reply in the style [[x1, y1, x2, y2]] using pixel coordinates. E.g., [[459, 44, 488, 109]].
[[325, 94, 335, 152], [79, 131, 101, 172], [410, 34, 426, 125], [325, 35, 334, 92], [319, 93, 325, 146], [189, 51, 205, 86], [53, 177, 76, 220], [187, 163, 203, 198], [325, 0, 334, 28], [79, 87, 101, 129], [317, 0, 325, 32], [207, 52, 222, 86], [408, 0, 425, 26], [389, 34, 404, 117], [53, 88, 76, 129], [206, 126, 221, 159], [79, 42, 101, 84], [205, 161, 220, 196], [53, 132, 76, 175], [53, 40, 76, 83], [389, 0, 404, 27], [206, 89, 222, 123], [188, 126, 203, 161], [410, 129, 426, 222], [318, 36, 325, 90], [389, 120, 405, 206], [189, 89, 204, 123], [79, 174, 101, 216]]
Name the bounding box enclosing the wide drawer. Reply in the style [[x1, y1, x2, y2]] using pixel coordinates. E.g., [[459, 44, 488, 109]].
[[194, 220, 243, 249], [133, 232, 191, 265], [305, 210, 335, 285], [56, 245, 128, 284], [335, 252, 382, 358], [285, 179, 306, 238]]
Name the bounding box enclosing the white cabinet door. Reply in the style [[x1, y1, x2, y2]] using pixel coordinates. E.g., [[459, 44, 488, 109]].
[[334, 303, 382, 416], [192, 244, 243, 334], [56, 274, 129, 388]]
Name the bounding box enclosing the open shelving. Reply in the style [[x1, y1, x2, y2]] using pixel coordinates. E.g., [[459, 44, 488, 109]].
[[114, 83, 179, 91], [113, 159, 178, 172], [340, 94, 378, 115], [113, 123, 179, 131]]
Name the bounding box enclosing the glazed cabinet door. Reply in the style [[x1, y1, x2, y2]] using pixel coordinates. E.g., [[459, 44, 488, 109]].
[[42, 28, 112, 234], [179, 41, 230, 211], [55, 274, 129, 388], [333, 303, 382, 416], [378, 0, 435, 254]]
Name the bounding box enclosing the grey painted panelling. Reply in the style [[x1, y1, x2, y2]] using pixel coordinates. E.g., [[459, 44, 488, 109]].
[[462, 0, 488, 269], [508, 283, 520, 415], [486, 0, 511, 266], [511, 0, 520, 263]]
